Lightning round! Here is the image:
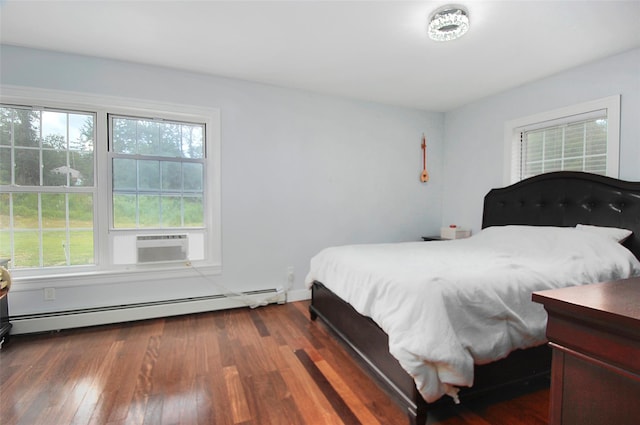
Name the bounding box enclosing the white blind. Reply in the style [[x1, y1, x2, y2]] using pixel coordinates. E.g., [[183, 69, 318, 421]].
[[517, 111, 608, 180]]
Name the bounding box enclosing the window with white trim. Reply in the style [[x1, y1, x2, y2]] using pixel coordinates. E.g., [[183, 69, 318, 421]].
[[0, 87, 221, 276], [504, 96, 620, 184], [0, 105, 96, 268], [109, 115, 205, 229]]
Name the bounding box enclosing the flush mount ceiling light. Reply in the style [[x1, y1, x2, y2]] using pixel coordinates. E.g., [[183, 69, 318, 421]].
[[428, 5, 470, 42]]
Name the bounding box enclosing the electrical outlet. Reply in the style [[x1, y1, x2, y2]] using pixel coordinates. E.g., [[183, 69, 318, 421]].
[[44, 287, 56, 301]]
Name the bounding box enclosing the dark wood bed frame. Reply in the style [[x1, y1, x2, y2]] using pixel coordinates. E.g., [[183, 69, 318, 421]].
[[309, 171, 640, 425]]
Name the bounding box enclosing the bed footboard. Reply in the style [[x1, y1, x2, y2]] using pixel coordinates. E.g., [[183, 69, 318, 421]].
[[310, 280, 427, 424], [310, 281, 551, 425]]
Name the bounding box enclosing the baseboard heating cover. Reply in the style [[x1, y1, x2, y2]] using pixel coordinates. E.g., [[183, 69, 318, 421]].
[[10, 289, 285, 335]]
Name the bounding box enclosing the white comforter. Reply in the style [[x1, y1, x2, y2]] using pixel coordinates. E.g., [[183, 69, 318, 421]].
[[305, 225, 640, 403]]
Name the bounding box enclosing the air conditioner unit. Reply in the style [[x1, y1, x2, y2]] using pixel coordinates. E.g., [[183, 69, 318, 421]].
[[136, 235, 188, 264]]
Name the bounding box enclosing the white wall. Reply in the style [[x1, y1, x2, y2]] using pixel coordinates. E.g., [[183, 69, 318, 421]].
[[4, 45, 637, 325], [0, 46, 444, 319], [441, 48, 640, 234]]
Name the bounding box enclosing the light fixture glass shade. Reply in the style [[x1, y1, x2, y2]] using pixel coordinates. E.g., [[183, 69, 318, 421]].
[[428, 6, 470, 41]]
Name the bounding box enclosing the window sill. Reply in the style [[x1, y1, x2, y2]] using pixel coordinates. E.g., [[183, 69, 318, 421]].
[[9, 262, 222, 291]]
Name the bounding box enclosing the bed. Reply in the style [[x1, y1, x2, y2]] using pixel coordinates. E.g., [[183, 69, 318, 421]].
[[306, 171, 640, 425]]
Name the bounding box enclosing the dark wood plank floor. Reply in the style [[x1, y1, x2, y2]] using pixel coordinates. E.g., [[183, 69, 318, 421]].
[[0, 300, 549, 425]]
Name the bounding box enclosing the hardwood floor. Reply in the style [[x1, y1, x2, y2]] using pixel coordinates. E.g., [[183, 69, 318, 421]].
[[0, 300, 549, 425]]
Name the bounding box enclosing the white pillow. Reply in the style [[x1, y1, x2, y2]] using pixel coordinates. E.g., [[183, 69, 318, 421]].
[[575, 224, 633, 243]]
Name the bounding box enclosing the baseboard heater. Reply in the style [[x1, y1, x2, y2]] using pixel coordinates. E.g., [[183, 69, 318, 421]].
[[10, 289, 285, 335]]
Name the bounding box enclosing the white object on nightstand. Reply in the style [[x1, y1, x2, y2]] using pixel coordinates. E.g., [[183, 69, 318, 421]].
[[440, 225, 471, 240]]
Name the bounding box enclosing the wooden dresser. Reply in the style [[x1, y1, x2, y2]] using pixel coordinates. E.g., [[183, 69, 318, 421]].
[[532, 277, 640, 425]]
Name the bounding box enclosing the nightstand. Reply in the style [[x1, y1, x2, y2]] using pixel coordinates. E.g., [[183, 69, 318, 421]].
[[532, 278, 640, 425]]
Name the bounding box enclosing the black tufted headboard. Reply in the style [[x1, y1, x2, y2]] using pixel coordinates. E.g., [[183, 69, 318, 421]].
[[482, 171, 640, 260]]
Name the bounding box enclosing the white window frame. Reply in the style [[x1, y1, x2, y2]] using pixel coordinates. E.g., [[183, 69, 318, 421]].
[[0, 85, 221, 281], [503, 95, 620, 185], [108, 114, 207, 230], [0, 105, 98, 271]]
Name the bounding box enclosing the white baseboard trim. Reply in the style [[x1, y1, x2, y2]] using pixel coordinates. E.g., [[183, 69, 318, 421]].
[[10, 289, 287, 335], [286, 287, 311, 302]]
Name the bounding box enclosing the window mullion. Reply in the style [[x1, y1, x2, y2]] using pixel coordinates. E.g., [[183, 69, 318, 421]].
[[65, 193, 70, 266], [37, 193, 43, 267], [10, 109, 15, 186], [95, 110, 109, 268], [65, 113, 70, 187], [38, 112, 43, 187]]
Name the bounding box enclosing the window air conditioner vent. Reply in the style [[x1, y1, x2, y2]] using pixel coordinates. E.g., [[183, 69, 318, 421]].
[[136, 235, 188, 264]]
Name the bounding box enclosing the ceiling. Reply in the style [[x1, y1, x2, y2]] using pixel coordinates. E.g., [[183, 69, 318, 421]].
[[1, 1, 639, 112]]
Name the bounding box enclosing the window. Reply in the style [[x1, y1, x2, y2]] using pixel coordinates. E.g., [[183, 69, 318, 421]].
[[0, 86, 221, 276], [504, 96, 620, 184], [109, 115, 205, 229], [0, 106, 96, 268]]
